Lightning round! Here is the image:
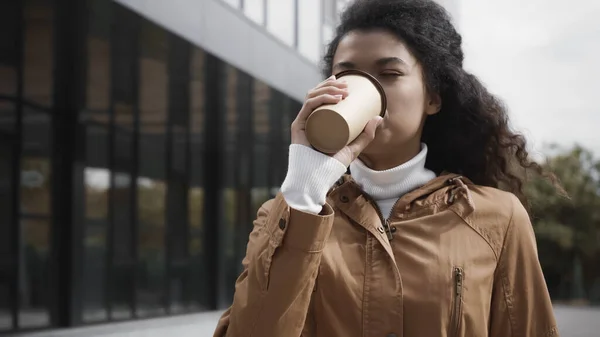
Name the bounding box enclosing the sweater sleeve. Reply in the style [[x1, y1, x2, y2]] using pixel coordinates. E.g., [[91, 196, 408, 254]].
[[280, 144, 347, 215]]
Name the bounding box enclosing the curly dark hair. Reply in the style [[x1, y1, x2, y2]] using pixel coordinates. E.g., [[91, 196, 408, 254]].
[[323, 0, 563, 204]]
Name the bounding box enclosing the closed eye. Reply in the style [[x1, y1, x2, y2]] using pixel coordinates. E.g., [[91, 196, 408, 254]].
[[380, 70, 403, 76]]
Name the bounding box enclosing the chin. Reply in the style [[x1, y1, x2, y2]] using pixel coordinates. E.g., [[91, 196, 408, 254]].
[[362, 137, 387, 155]]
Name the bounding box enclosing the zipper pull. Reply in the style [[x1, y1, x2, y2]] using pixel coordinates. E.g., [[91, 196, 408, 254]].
[[455, 268, 463, 296], [383, 219, 394, 241]]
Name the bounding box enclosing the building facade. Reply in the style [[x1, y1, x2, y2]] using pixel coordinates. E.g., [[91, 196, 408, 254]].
[[0, 0, 460, 334]]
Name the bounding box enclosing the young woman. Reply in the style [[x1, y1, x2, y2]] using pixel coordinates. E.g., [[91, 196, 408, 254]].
[[214, 0, 560, 336]]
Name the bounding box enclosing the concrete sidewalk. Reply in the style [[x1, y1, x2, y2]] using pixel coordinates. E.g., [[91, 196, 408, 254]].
[[15, 305, 600, 337]]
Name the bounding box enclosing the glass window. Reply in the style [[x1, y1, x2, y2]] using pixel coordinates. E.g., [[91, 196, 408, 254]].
[[0, 65, 17, 97], [251, 79, 271, 222], [244, 0, 265, 25], [165, 32, 191, 314], [0, 0, 20, 97], [298, 0, 322, 63], [266, 0, 295, 46], [23, 0, 54, 107], [19, 218, 50, 328], [110, 172, 134, 320], [221, 65, 239, 303], [252, 80, 270, 189], [20, 109, 52, 217], [0, 136, 15, 331], [188, 47, 208, 310], [0, 118, 16, 265], [108, 2, 139, 322], [0, 278, 10, 330], [81, 0, 112, 322], [137, 19, 168, 318], [19, 107, 51, 330], [0, 101, 16, 135]]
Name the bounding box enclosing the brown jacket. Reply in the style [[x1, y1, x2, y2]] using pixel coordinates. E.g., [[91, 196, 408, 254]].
[[213, 173, 559, 337]]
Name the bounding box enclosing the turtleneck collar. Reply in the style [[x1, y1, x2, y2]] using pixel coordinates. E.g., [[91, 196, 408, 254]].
[[349, 143, 437, 201]]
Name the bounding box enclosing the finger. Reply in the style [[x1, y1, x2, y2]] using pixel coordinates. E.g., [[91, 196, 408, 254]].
[[306, 86, 348, 100], [310, 77, 348, 93], [294, 94, 344, 123], [345, 116, 383, 159]]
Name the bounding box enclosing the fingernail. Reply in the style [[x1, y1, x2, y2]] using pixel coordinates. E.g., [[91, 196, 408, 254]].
[[327, 75, 336, 81], [335, 94, 343, 100], [376, 116, 384, 125]]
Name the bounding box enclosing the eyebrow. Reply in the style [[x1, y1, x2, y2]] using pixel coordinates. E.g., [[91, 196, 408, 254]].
[[332, 57, 407, 72]]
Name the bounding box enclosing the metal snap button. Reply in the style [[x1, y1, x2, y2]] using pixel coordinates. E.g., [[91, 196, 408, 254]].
[[340, 195, 349, 203], [278, 219, 286, 230]]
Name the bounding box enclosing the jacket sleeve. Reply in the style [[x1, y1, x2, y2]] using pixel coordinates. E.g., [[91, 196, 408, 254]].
[[489, 195, 560, 337], [213, 193, 334, 337]]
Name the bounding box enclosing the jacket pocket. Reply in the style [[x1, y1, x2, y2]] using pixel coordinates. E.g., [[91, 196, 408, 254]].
[[450, 267, 464, 337]]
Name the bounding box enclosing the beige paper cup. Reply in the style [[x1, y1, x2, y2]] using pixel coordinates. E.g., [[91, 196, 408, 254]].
[[305, 69, 387, 154]]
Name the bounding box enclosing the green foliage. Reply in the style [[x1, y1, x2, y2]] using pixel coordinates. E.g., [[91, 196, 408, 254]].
[[525, 144, 600, 304]]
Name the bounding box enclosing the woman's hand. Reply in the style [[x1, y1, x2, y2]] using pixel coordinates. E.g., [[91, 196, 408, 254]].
[[291, 75, 383, 167]]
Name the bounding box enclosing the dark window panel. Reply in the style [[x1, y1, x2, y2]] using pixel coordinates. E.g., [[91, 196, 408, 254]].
[[136, 18, 168, 318], [110, 172, 134, 320], [20, 155, 52, 217], [81, 218, 108, 323], [18, 218, 51, 328], [0, 277, 11, 330], [188, 47, 207, 310], [0, 101, 17, 135], [23, 0, 54, 107], [112, 4, 138, 104], [252, 80, 270, 189]]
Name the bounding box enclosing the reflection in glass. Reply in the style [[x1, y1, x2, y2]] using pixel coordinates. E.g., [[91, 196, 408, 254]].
[[23, 0, 54, 107], [137, 178, 166, 317], [111, 172, 133, 320], [82, 168, 110, 322], [20, 157, 51, 216], [244, 0, 265, 25], [253, 80, 270, 188], [85, 36, 111, 114], [18, 218, 50, 328], [137, 19, 168, 317], [222, 188, 237, 302], [298, 0, 322, 63], [188, 46, 207, 310], [251, 188, 270, 221], [266, 0, 295, 46]]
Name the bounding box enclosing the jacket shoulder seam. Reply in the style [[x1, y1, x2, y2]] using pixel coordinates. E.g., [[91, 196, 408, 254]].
[[449, 207, 499, 261], [497, 197, 518, 335]]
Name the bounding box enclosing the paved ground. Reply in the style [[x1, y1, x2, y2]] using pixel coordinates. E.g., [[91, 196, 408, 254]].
[[14, 306, 600, 337], [554, 305, 600, 337]]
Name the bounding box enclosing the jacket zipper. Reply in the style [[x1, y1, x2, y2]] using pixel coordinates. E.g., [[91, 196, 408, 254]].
[[451, 267, 464, 337], [361, 191, 402, 241]]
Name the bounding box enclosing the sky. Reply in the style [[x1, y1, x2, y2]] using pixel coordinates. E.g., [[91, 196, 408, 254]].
[[459, 0, 600, 158]]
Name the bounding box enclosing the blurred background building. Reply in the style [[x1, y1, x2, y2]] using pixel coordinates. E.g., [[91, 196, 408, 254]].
[[0, 0, 597, 336]]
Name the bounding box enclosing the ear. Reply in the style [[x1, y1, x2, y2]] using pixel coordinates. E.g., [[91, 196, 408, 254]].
[[425, 92, 442, 116]]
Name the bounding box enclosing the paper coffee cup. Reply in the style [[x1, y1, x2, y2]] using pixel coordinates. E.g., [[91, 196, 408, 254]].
[[305, 69, 387, 154]]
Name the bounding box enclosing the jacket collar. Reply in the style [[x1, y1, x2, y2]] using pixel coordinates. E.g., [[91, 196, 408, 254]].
[[327, 172, 475, 263]]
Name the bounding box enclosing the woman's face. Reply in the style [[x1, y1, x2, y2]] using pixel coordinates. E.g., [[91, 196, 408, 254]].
[[332, 29, 440, 163]]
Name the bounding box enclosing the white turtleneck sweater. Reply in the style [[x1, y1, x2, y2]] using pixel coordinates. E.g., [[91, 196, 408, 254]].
[[280, 143, 436, 216]]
